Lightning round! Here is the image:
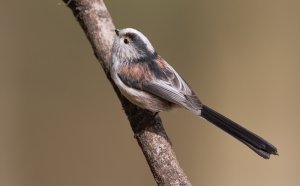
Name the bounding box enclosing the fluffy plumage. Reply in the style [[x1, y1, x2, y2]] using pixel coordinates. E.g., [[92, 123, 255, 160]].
[[110, 28, 278, 159]]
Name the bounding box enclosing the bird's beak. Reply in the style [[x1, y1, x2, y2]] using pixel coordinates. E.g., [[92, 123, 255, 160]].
[[115, 29, 120, 36]]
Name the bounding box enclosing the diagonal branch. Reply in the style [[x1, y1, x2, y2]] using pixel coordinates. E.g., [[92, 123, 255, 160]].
[[62, 0, 191, 185]]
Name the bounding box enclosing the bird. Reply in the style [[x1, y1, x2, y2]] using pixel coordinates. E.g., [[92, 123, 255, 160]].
[[110, 28, 278, 159]]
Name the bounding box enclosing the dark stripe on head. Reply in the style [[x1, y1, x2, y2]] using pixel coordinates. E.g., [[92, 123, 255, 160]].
[[125, 32, 155, 59], [124, 32, 137, 40]]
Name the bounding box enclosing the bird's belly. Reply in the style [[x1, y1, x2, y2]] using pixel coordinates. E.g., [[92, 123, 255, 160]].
[[119, 86, 172, 112], [111, 66, 173, 112]]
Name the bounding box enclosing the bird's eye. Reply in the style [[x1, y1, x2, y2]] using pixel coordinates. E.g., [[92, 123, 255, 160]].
[[124, 38, 129, 44]]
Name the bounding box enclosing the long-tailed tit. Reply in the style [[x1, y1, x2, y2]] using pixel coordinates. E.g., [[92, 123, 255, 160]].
[[110, 28, 278, 159]]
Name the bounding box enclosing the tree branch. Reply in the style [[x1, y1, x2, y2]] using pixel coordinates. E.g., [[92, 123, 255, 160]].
[[63, 0, 191, 185]]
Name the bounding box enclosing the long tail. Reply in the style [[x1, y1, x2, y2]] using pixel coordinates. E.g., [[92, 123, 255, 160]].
[[200, 105, 278, 159]]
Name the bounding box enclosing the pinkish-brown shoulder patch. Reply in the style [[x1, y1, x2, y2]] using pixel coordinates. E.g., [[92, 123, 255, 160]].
[[119, 63, 152, 81]]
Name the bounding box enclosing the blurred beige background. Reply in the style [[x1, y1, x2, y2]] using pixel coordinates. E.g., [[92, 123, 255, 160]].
[[1, 0, 299, 185]]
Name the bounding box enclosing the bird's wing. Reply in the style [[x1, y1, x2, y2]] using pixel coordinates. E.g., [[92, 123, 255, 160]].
[[117, 56, 202, 112]]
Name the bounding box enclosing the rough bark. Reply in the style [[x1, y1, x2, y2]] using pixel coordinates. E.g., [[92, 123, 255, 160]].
[[62, 0, 191, 185]]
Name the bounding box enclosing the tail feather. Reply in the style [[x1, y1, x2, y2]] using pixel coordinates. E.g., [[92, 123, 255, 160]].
[[200, 105, 278, 159]]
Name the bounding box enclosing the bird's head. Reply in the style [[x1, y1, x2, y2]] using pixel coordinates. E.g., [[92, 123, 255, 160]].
[[112, 28, 156, 63]]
